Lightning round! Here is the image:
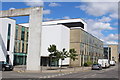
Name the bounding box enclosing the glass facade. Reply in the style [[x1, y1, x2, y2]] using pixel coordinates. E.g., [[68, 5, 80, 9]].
[[14, 25, 28, 65]]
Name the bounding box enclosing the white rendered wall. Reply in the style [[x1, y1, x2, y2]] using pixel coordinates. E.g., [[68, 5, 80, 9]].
[[20, 23, 71, 66], [0, 46, 5, 61], [41, 24, 70, 65], [0, 18, 16, 65]]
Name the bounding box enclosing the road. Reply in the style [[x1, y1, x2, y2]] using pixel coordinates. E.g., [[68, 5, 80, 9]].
[[55, 65, 118, 78], [1, 64, 119, 80]]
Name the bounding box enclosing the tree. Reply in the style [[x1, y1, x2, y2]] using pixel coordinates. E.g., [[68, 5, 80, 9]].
[[48, 44, 57, 68], [57, 48, 68, 72], [48, 44, 78, 72], [68, 49, 78, 67]]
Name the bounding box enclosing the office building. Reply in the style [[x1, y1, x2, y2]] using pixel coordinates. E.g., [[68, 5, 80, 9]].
[[1, 18, 104, 67], [104, 45, 118, 62], [70, 28, 103, 66], [14, 18, 87, 66]]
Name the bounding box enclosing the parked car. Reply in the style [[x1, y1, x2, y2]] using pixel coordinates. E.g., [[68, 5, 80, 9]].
[[0, 61, 14, 71], [98, 59, 110, 68], [110, 61, 115, 66], [91, 64, 102, 70]]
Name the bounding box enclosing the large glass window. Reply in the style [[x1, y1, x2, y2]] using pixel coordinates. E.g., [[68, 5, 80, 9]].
[[26, 31, 29, 42], [8, 24, 11, 36], [21, 27, 25, 41], [18, 40, 21, 52], [26, 43, 28, 53], [7, 24, 11, 51], [15, 25, 18, 40], [22, 41, 24, 53]]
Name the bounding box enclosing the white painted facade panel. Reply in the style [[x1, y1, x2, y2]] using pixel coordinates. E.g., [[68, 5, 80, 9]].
[[0, 46, 6, 61], [41, 24, 70, 65], [0, 18, 16, 65], [59, 25, 70, 65]]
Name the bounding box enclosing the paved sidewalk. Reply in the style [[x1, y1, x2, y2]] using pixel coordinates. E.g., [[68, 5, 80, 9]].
[[13, 65, 91, 73]]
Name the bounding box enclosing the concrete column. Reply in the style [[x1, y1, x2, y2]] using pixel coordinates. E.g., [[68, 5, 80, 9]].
[[83, 55, 84, 65], [79, 55, 81, 66], [27, 8, 43, 71], [0, 7, 43, 71]]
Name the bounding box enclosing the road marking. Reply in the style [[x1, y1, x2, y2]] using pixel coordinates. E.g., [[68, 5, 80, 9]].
[[83, 76, 87, 78], [91, 74, 96, 76], [51, 75, 56, 77], [62, 73, 65, 75], [39, 76, 43, 78], [43, 76, 47, 78], [47, 76, 50, 78]]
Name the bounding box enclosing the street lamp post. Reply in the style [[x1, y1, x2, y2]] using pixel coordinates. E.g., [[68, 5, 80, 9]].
[[108, 47, 109, 60]]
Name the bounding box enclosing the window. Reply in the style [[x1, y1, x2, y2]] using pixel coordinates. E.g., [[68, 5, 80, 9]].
[[6, 55, 9, 64], [7, 24, 11, 51], [21, 27, 25, 41], [26, 31, 29, 41], [26, 43, 28, 53], [15, 26, 18, 40], [18, 40, 21, 52], [22, 42, 24, 53], [8, 24, 11, 36], [7, 40, 10, 51]]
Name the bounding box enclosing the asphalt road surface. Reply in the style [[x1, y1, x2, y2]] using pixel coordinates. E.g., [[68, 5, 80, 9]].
[[1, 64, 119, 80], [55, 65, 118, 78]]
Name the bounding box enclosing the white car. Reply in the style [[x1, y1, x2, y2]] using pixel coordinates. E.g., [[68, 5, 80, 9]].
[[110, 61, 115, 66], [98, 59, 110, 68]]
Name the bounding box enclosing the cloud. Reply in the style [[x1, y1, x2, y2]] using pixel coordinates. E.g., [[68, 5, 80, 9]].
[[98, 16, 111, 22], [48, 2, 61, 7], [43, 18, 53, 21], [93, 22, 115, 30], [86, 19, 115, 31], [106, 41, 118, 44], [9, 7, 16, 10], [43, 9, 51, 14], [79, 0, 119, 2], [23, 0, 44, 7], [109, 13, 118, 19], [104, 34, 118, 41], [62, 16, 70, 19], [76, 2, 118, 17], [85, 18, 117, 44]]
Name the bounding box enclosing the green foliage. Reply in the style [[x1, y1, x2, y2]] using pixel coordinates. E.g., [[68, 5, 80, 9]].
[[48, 45, 78, 69], [87, 61, 93, 66], [84, 61, 93, 67], [48, 44, 57, 67], [48, 45, 68, 62], [93, 62, 98, 64], [48, 44, 57, 53], [68, 49, 78, 61], [84, 63, 88, 67], [54, 48, 68, 61]]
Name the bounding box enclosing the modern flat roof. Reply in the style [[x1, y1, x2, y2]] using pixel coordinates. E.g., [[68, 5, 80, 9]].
[[19, 18, 86, 29]]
